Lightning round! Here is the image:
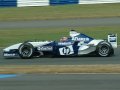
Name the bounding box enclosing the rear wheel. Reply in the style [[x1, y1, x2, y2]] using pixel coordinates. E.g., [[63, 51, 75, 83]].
[[18, 43, 34, 59], [96, 41, 113, 57]]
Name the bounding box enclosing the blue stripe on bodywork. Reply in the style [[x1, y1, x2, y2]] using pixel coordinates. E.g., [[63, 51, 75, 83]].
[[0, 74, 17, 79]]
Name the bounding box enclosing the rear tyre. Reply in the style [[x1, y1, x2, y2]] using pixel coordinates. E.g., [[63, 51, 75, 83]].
[[18, 43, 34, 59], [96, 41, 113, 57]]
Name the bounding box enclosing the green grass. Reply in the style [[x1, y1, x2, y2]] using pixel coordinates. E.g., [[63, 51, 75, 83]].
[[0, 3, 120, 21], [0, 26, 119, 47]]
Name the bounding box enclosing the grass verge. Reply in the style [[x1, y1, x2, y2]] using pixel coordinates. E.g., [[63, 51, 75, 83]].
[[0, 3, 120, 21], [0, 26, 119, 47], [1, 65, 120, 74]]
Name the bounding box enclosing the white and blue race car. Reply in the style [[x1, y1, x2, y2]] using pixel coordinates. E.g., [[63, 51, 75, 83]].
[[3, 30, 117, 59]]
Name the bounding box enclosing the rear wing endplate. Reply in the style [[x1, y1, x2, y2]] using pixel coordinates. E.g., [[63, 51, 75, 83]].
[[108, 34, 117, 48]]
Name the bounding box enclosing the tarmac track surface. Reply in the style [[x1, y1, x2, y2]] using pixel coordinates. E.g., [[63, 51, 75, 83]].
[[1, 74, 120, 90], [0, 47, 120, 65], [0, 17, 120, 29]]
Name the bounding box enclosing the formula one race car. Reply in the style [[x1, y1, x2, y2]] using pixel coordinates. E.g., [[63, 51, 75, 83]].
[[3, 30, 117, 59]]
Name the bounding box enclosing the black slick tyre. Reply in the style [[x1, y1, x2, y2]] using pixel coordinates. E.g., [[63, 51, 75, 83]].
[[96, 41, 113, 57], [18, 43, 34, 59]]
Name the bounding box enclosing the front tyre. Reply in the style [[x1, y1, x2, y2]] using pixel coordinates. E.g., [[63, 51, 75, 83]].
[[18, 43, 34, 59], [96, 41, 113, 57]]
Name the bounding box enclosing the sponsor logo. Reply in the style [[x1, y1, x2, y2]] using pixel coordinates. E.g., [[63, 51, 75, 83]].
[[37, 46, 53, 51], [58, 42, 72, 45], [4, 53, 16, 57], [72, 37, 90, 41], [109, 37, 116, 42]]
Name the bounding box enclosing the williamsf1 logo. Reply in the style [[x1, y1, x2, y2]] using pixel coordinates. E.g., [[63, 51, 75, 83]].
[[72, 37, 90, 42]]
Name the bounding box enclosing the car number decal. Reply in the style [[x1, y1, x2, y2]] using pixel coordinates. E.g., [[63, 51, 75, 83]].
[[59, 45, 74, 55]]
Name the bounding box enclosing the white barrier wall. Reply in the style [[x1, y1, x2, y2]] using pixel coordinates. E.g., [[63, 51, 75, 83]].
[[16, 0, 120, 7], [79, 0, 120, 4], [17, 0, 49, 7]]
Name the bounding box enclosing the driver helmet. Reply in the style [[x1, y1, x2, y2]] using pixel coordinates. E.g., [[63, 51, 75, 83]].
[[60, 37, 68, 42]]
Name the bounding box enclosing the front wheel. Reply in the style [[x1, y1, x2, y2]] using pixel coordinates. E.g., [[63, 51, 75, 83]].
[[18, 43, 34, 59], [96, 41, 113, 57]]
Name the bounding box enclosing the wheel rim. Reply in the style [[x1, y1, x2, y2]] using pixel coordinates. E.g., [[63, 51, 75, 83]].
[[99, 45, 110, 56], [20, 45, 33, 57]]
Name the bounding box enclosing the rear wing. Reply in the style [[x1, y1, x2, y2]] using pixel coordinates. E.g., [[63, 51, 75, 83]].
[[108, 34, 117, 48]]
